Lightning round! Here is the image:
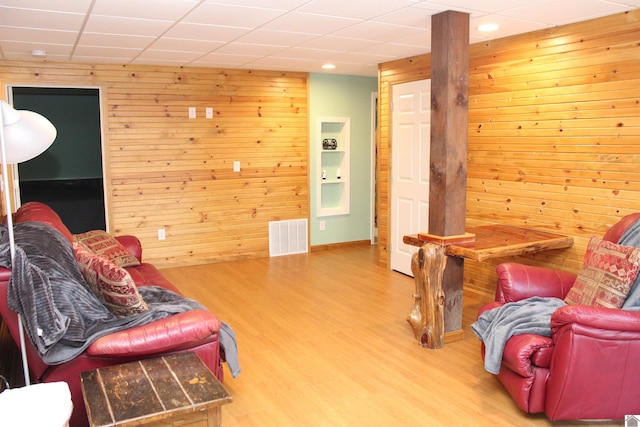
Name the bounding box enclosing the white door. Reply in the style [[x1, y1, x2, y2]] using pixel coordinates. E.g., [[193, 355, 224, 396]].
[[390, 79, 431, 276]]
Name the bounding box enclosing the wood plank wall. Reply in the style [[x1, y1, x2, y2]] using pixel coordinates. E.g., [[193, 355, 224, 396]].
[[378, 10, 640, 298], [0, 62, 308, 268]]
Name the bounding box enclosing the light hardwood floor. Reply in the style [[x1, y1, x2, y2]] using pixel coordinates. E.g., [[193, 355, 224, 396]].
[[161, 244, 622, 427]]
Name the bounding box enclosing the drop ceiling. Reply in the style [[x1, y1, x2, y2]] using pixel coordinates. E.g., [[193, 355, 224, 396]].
[[0, 0, 638, 77]]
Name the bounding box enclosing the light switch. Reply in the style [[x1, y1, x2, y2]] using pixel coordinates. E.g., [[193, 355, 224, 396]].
[[188, 107, 196, 119], [233, 161, 240, 172], [206, 107, 213, 119]]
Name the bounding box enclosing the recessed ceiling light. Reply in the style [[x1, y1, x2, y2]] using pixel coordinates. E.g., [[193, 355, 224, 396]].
[[477, 23, 499, 33], [31, 49, 47, 57], [321, 63, 336, 70]]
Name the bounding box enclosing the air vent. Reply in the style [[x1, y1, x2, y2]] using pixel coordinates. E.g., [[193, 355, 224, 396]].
[[268, 219, 308, 257]]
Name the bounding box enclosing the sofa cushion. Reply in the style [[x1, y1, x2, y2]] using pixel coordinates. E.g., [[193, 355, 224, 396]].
[[74, 230, 140, 268], [74, 244, 148, 317], [564, 236, 640, 309]]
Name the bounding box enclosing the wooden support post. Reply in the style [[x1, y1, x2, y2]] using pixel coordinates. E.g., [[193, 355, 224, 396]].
[[428, 10, 469, 334], [407, 244, 446, 349]]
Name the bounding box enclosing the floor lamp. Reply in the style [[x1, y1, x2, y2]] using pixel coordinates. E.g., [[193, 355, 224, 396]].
[[0, 99, 57, 386]]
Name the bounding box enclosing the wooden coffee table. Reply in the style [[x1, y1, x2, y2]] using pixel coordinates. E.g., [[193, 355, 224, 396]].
[[80, 352, 231, 427]]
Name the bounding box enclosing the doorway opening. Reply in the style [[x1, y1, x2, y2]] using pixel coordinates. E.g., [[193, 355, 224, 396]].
[[10, 87, 106, 233]]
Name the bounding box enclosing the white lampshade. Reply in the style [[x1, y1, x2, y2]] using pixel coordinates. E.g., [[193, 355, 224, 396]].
[[0, 100, 57, 163]]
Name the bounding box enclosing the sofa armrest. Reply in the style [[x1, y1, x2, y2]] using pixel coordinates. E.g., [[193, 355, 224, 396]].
[[496, 263, 577, 303], [551, 305, 640, 335], [501, 334, 554, 376], [115, 235, 142, 262], [86, 310, 221, 358]]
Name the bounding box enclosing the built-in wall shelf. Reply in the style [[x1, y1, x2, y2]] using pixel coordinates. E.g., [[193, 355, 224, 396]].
[[317, 117, 350, 217]]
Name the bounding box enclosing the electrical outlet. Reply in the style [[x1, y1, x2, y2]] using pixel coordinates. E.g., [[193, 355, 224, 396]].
[[158, 228, 166, 240], [188, 107, 196, 119], [233, 161, 240, 172], [319, 221, 326, 231]]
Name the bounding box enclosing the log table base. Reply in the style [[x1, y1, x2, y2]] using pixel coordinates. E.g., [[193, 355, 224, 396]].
[[407, 244, 447, 349]]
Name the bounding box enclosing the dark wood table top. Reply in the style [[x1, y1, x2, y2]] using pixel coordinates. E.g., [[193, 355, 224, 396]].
[[81, 352, 231, 426], [404, 224, 574, 262]]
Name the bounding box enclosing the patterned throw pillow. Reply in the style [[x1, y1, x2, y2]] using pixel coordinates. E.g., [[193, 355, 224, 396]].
[[74, 230, 140, 268], [564, 236, 640, 309], [74, 244, 148, 317]]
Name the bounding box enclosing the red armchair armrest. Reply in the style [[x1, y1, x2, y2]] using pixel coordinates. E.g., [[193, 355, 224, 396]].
[[86, 310, 221, 358], [115, 235, 142, 262], [496, 263, 577, 303], [551, 305, 640, 335], [501, 334, 554, 376]]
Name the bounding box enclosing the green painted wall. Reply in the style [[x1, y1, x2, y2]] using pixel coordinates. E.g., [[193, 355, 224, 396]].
[[309, 73, 378, 246]]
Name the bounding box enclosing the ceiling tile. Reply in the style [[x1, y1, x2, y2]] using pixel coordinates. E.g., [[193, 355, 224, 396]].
[[213, 42, 287, 55], [356, 42, 428, 58], [203, 0, 309, 8], [73, 45, 141, 59], [0, 7, 85, 31], [84, 15, 174, 36], [372, 7, 435, 29], [298, 35, 372, 52], [391, 32, 432, 49], [499, 0, 630, 25], [333, 20, 425, 43], [470, 14, 550, 39], [329, 50, 396, 64], [78, 33, 155, 49], [421, 0, 532, 14], [261, 11, 361, 35], [271, 46, 341, 60], [0, 0, 92, 13], [233, 29, 318, 46], [163, 22, 250, 41], [243, 55, 316, 70], [297, 0, 408, 20], [0, 26, 78, 45], [148, 37, 226, 52], [91, 0, 200, 20], [183, 3, 287, 27]]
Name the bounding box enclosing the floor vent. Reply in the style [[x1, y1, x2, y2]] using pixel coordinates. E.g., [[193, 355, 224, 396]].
[[269, 219, 308, 257]]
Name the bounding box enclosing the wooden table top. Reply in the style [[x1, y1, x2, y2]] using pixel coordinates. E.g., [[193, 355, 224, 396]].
[[404, 224, 574, 262], [81, 352, 231, 427]]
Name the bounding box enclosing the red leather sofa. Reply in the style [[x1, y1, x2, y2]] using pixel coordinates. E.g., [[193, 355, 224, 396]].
[[0, 202, 223, 427], [477, 213, 640, 421]]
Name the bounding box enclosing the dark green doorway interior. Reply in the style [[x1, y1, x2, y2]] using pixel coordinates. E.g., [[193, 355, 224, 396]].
[[11, 87, 105, 233]]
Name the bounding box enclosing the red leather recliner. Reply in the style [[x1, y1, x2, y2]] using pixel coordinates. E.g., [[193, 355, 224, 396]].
[[477, 213, 640, 421], [0, 202, 224, 427]]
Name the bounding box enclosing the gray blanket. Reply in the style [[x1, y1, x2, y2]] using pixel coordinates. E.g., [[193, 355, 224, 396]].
[[2, 222, 239, 374], [471, 296, 566, 374]]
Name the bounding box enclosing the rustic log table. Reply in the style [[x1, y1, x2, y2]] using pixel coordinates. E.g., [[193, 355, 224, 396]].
[[80, 352, 232, 427], [404, 224, 574, 349]]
